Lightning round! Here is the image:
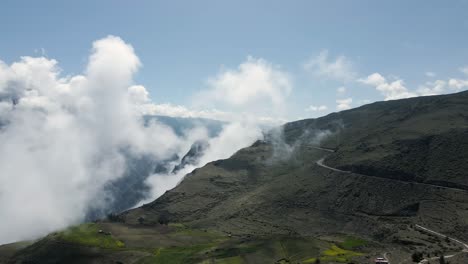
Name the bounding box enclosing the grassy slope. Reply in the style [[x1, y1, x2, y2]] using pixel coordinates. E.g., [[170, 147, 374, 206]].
[[54, 223, 125, 249], [314, 91, 468, 188]]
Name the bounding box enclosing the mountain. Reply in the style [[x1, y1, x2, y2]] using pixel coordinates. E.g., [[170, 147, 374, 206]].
[[172, 140, 210, 174], [86, 116, 224, 220], [3, 91, 468, 264]]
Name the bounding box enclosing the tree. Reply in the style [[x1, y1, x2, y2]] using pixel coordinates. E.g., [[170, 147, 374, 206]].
[[315, 258, 320, 264], [439, 255, 446, 264]]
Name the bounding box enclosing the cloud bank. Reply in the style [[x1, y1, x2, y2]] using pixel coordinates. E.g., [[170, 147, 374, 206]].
[[0, 36, 267, 244], [0, 36, 180, 244]]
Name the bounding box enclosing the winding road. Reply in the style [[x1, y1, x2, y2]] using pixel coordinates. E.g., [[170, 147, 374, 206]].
[[313, 148, 468, 194], [415, 225, 468, 264], [311, 146, 468, 263]]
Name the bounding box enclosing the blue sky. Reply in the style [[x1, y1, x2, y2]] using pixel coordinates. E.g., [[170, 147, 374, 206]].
[[1, 0, 468, 121]]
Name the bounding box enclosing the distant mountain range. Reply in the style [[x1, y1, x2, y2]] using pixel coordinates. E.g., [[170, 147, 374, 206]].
[[4, 92, 468, 263]]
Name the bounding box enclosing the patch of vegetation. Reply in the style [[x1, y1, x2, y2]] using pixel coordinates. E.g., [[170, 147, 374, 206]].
[[338, 236, 367, 250], [55, 223, 124, 249], [303, 257, 318, 263], [320, 244, 363, 263]]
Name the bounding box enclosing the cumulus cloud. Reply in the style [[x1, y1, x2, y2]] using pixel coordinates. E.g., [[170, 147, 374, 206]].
[[128, 85, 150, 104], [417, 75, 468, 96], [195, 56, 292, 118], [0, 36, 266, 245], [304, 50, 356, 82], [448, 78, 468, 90], [417, 80, 450, 96], [305, 105, 328, 112], [336, 97, 353, 110], [359, 73, 416, 100]]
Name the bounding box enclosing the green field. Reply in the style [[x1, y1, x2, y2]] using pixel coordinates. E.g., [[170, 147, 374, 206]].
[[55, 223, 125, 249]]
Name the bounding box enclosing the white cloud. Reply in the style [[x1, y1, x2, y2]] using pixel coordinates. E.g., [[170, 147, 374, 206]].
[[0, 36, 186, 244], [137, 102, 222, 119], [425, 71, 436, 77], [417, 80, 449, 96], [360, 71, 468, 100], [336, 97, 352, 110], [304, 50, 356, 82], [359, 72, 386, 86], [448, 78, 468, 90], [359, 73, 416, 100], [418, 77, 468, 96], [196, 56, 292, 118], [305, 105, 328, 112], [128, 85, 150, 104]]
